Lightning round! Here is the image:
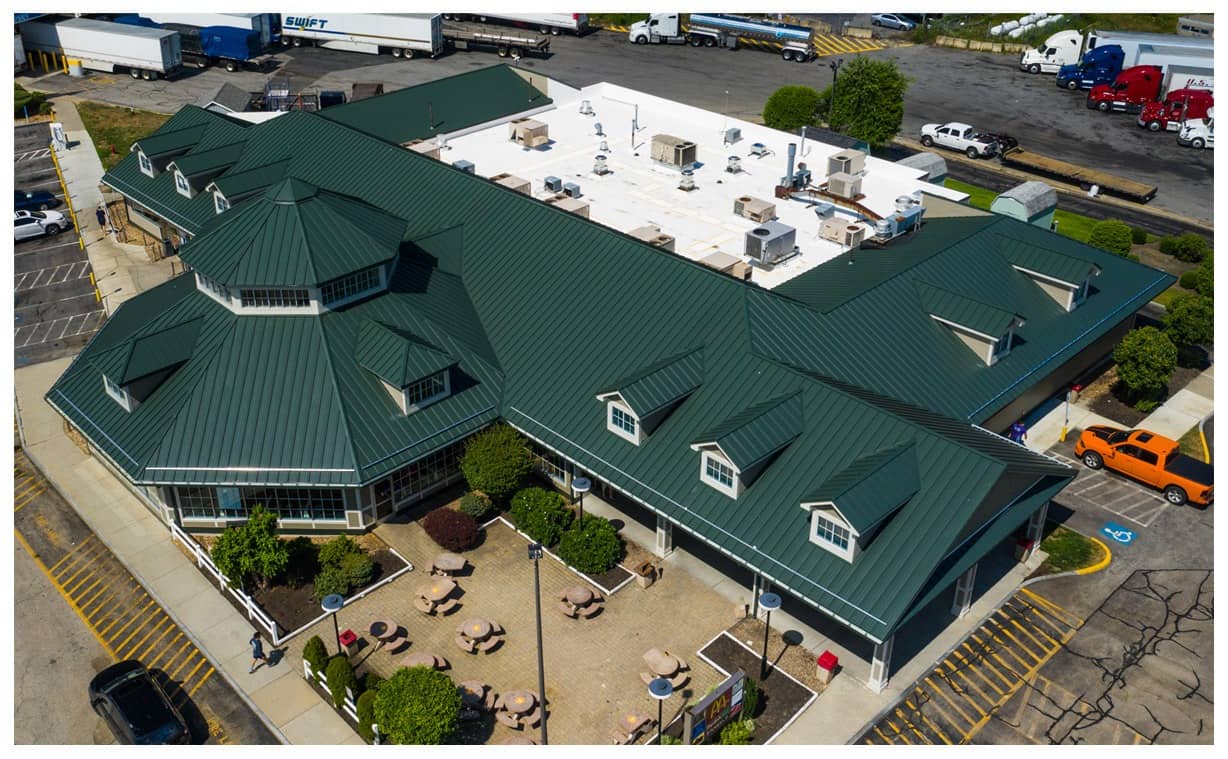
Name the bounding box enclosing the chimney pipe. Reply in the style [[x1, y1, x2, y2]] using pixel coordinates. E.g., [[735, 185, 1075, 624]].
[[786, 142, 797, 186]]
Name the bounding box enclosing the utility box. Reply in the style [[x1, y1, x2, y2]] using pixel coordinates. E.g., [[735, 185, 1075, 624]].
[[651, 134, 697, 168], [744, 221, 797, 265], [629, 225, 676, 252], [545, 194, 589, 219], [508, 117, 549, 148], [490, 172, 531, 195], [699, 250, 753, 281], [733, 196, 776, 223], [453, 159, 475, 174]]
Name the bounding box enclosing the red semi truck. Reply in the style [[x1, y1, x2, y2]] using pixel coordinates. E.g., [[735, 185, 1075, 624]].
[[1138, 88, 1214, 131], [1086, 65, 1163, 113]]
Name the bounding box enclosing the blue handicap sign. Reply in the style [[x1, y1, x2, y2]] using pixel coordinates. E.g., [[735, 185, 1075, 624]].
[[1101, 522, 1137, 545]]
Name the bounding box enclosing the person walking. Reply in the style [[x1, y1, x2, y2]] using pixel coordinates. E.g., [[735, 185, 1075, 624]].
[[249, 631, 267, 673], [1008, 420, 1028, 444], [95, 205, 110, 234]]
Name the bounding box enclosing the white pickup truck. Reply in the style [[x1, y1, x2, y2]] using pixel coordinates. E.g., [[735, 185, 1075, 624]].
[[919, 122, 1000, 158]]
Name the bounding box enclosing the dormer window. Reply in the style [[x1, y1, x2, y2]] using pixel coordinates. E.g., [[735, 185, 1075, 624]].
[[607, 401, 641, 445], [405, 371, 449, 410], [138, 151, 153, 177], [595, 348, 704, 445], [174, 170, 191, 198], [703, 453, 735, 490], [320, 266, 383, 307], [214, 192, 230, 214], [690, 392, 802, 499], [999, 237, 1100, 313], [917, 281, 1024, 367], [102, 374, 133, 412], [239, 288, 310, 309], [1072, 278, 1091, 308], [812, 512, 852, 552], [991, 329, 1013, 362]]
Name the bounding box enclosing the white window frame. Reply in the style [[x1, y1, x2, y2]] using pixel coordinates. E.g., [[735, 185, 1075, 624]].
[[102, 374, 133, 412], [214, 192, 230, 214], [403, 370, 450, 413], [988, 328, 1014, 365], [138, 150, 153, 177], [808, 509, 858, 562], [320, 265, 384, 307], [1070, 278, 1090, 309], [174, 170, 192, 198], [700, 450, 740, 498], [606, 400, 641, 445]]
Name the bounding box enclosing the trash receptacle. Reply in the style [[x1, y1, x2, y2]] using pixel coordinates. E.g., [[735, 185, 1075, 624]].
[[1014, 537, 1035, 561], [817, 650, 838, 685], [339, 628, 358, 654], [635, 560, 656, 589]]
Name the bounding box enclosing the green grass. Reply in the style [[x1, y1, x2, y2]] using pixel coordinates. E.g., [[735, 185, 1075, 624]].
[[1151, 285, 1183, 309], [75, 101, 171, 171], [587, 13, 644, 28], [1039, 524, 1104, 574], [942, 178, 1101, 244], [918, 13, 1183, 46], [1177, 424, 1207, 462]]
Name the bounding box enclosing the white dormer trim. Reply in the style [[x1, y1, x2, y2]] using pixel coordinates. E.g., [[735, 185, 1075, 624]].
[[173, 168, 192, 199], [802, 504, 860, 563], [213, 191, 230, 215], [138, 150, 154, 177], [404, 370, 451, 414], [988, 327, 1014, 366], [928, 314, 997, 342], [1069, 278, 1091, 310], [1010, 264, 1078, 290], [1011, 263, 1097, 313], [102, 374, 133, 412], [603, 396, 642, 445], [696, 447, 741, 499]]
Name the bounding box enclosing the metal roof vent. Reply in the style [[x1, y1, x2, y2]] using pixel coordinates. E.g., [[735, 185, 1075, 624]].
[[595, 122, 604, 136], [453, 159, 475, 174], [599, 140, 610, 152], [544, 176, 562, 192], [750, 142, 770, 157], [563, 182, 582, 198], [895, 195, 916, 212], [579, 99, 593, 115], [726, 155, 742, 173], [724, 127, 742, 145], [678, 169, 696, 191], [593, 155, 610, 175]]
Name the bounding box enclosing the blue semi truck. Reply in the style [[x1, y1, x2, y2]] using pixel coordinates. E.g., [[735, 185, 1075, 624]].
[[1055, 45, 1125, 90], [112, 14, 261, 71], [1056, 30, 1214, 91]]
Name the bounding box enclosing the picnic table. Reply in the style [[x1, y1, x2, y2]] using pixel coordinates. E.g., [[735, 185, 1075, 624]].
[[617, 711, 652, 739], [643, 648, 680, 677], [417, 577, 456, 602], [565, 586, 594, 606], [404, 651, 440, 669], [432, 552, 466, 575], [369, 620, 399, 644], [458, 680, 487, 707], [502, 690, 537, 715], [460, 617, 492, 641]]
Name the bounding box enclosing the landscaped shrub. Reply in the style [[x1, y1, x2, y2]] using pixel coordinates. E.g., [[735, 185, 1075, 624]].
[[1160, 232, 1209, 263], [762, 85, 821, 132], [509, 487, 573, 546], [460, 424, 534, 505], [283, 536, 319, 588], [1113, 327, 1177, 402], [1163, 292, 1214, 351], [360, 671, 384, 694], [1192, 254, 1213, 299], [1134, 398, 1160, 413], [313, 564, 350, 601], [302, 635, 328, 678], [14, 84, 49, 116], [373, 666, 461, 744], [719, 720, 754, 745], [325, 655, 357, 708], [340, 551, 376, 588], [459, 491, 493, 521], [318, 535, 361, 568], [1087, 220, 1133, 257], [1130, 225, 1149, 245], [741, 676, 760, 719], [1179, 271, 1199, 291], [421, 506, 480, 552], [356, 690, 378, 742], [210, 506, 289, 591], [660, 734, 682, 745], [557, 514, 623, 573]]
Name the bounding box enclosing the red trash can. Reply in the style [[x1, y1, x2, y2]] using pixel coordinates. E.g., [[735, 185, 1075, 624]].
[[817, 650, 838, 685]]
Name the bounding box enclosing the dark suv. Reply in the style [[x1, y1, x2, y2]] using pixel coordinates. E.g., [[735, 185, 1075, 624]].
[[88, 661, 190, 744], [15, 189, 59, 211]]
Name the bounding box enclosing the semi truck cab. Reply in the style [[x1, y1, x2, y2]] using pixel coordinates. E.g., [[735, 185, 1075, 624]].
[[1178, 109, 1215, 148], [1019, 29, 1082, 74], [1138, 88, 1214, 131], [1057, 45, 1124, 90], [628, 13, 683, 44], [1086, 65, 1162, 113]]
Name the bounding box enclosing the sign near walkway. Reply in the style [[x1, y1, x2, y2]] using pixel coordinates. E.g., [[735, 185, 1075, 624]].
[[1101, 521, 1137, 545], [685, 668, 744, 744]]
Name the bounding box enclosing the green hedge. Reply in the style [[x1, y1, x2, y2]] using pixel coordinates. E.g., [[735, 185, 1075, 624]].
[[510, 487, 573, 546], [357, 690, 378, 742], [459, 491, 493, 521], [557, 514, 623, 573], [373, 667, 461, 744], [1160, 233, 1210, 263], [325, 655, 356, 708], [302, 635, 328, 679]]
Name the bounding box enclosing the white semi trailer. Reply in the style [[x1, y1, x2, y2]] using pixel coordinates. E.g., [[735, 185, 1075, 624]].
[[279, 13, 443, 58], [20, 17, 181, 79], [141, 13, 277, 47], [442, 13, 589, 35]]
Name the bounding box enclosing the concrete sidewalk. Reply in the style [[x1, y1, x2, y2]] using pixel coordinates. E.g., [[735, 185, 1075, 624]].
[[16, 358, 362, 746]]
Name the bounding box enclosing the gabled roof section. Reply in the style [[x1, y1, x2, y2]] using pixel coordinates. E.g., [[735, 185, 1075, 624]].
[[355, 320, 455, 388], [916, 281, 1021, 339], [168, 142, 247, 180], [208, 159, 291, 200], [802, 444, 919, 535], [320, 64, 552, 145], [133, 124, 208, 159], [597, 348, 703, 419], [691, 392, 803, 471], [122, 318, 203, 384], [179, 178, 408, 287], [998, 235, 1101, 287]]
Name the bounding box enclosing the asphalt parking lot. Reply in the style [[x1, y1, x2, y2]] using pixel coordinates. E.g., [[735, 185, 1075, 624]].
[[1045, 449, 1169, 528], [14, 122, 105, 367]]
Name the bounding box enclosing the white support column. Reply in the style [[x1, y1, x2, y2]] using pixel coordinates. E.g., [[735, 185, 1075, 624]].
[[655, 513, 674, 557], [1022, 500, 1050, 561], [950, 563, 977, 618], [868, 635, 894, 693]]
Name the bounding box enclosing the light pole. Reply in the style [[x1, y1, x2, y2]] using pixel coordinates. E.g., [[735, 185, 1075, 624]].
[[648, 676, 673, 744], [320, 593, 344, 655], [528, 543, 548, 745], [828, 57, 845, 126], [572, 476, 591, 527], [758, 592, 782, 680]]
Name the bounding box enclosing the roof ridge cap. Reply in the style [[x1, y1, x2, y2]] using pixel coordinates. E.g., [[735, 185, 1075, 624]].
[[313, 317, 363, 474]]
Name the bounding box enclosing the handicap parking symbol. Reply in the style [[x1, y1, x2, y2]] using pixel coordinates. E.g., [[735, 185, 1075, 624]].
[[1101, 521, 1137, 545]]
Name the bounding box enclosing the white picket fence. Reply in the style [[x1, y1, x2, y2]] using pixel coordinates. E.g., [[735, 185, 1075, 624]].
[[303, 659, 381, 742]]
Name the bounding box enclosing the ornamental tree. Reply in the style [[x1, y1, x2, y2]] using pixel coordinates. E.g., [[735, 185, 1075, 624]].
[[762, 85, 821, 132], [826, 58, 909, 148], [460, 424, 533, 505], [210, 505, 288, 590], [372, 666, 460, 744], [1112, 327, 1177, 400], [1163, 292, 1214, 350], [1087, 220, 1134, 258]]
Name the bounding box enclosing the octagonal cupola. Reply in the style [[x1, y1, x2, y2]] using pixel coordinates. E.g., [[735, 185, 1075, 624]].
[[180, 177, 408, 314]]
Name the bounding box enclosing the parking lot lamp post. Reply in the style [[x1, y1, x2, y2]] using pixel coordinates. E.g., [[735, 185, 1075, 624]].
[[649, 677, 673, 744], [829, 57, 845, 122], [528, 543, 549, 745], [572, 476, 591, 527], [758, 592, 782, 679], [320, 593, 344, 654]]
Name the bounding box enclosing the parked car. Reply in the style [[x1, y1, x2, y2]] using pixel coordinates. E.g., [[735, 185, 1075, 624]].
[[14, 209, 71, 240], [89, 660, 190, 745], [15, 188, 59, 211], [919, 122, 1000, 158], [1074, 426, 1214, 506], [871, 14, 916, 31]]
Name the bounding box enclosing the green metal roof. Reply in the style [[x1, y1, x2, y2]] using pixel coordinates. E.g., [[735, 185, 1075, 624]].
[[355, 320, 454, 388], [916, 280, 1019, 339], [169, 142, 246, 180], [122, 318, 202, 384], [134, 123, 208, 159], [598, 347, 704, 419], [998, 235, 1100, 286], [320, 64, 552, 145], [179, 179, 407, 287], [803, 444, 918, 536], [209, 159, 291, 200], [692, 393, 803, 471]]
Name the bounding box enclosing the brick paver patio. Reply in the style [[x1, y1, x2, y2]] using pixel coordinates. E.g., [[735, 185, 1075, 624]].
[[290, 518, 735, 744]]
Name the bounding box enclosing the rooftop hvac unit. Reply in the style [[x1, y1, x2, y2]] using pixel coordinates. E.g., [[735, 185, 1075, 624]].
[[508, 118, 549, 148], [812, 202, 835, 220], [453, 159, 475, 174], [629, 225, 675, 252], [490, 173, 531, 195], [726, 155, 742, 173], [750, 142, 770, 157], [733, 196, 776, 223], [544, 176, 562, 193], [652, 134, 697, 168], [563, 182, 582, 198], [820, 218, 866, 248], [826, 171, 862, 200], [678, 169, 696, 191], [827, 148, 865, 177], [593, 155, 610, 175], [744, 221, 797, 266], [724, 127, 741, 145]]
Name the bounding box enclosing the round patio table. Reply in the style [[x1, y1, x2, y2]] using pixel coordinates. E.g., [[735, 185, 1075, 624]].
[[503, 690, 536, 715], [369, 620, 398, 642], [404, 651, 437, 669], [565, 586, 594, 606], [458, 680, 486, 706], [461, 617, 492, 641], [417, 577, 456, 602], [433, 552, 466, 573]]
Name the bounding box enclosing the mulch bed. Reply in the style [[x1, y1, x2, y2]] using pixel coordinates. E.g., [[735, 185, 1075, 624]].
[[697, 630, 816, 745], [1082, 363, 1203, 427]]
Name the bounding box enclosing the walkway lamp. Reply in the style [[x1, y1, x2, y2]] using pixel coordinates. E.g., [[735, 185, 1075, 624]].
[[320, 593, 344, 654], [528, 542, 549, 744], [572, 476, 592, 527], [648, 676, 673, 745], [758, 592, 782, 679]]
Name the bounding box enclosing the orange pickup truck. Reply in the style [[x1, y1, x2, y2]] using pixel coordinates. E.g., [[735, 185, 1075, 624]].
[[1074, 426, 1213, 507]]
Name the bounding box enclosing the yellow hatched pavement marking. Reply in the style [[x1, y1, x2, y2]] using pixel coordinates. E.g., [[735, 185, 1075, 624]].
[[116, 614, 170, 659], [935, 665, 993, 713], [1020, 588, 1084, 628], [883, 718, 913, 744], [100, 596, 156, 639], [14, 529, 118, 661], [155, 637, 195, 673], [67, 572, 111, 604], [952, 643, 1009, 695], [968, 630, 1026, 675], [171, 651, 204, 681], [903, 696, 952, 744], [923, 675, 979, 726], [84, 578, 142, 619], [62, 562, 111, 595], [187, 667, 215, 697], [48, 536, 101, 575], [80, 575, 135, 616], [1005, 612, 1060, 653], [985, 617, 1044, 665], [1008, 607, 1063, 647], [871, 725, 895, 744], [146, 632, 186, 669]]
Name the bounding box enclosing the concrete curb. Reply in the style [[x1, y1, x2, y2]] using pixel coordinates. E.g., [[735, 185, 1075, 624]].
[[1074, 536, 1113, 576]]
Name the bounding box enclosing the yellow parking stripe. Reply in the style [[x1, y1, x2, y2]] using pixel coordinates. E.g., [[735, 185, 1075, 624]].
[[131, 619, 180, 662], [170, 651, 204, 681], [922, 676, 978, 725], [1020, 588, 1084, 627], [146, 632, 185, 669], [100, 596, 156, 639], [883, 718, 913, 744], [68, 573, 111, 604], [872, 725, 895, 744], [968, 631, 1026, 674], [1005, 613, 1059, 652], [81, 575, 135, 615], [48, 536, 100, 574], [187, 667, 214, 698], [985, 618, 1044, 664], [14, 529, 118, 660], [54, 550, 104, 591], [953, 644, 1009, 694], [84, 578, 142, 619], [14, 483, 46, 510], [155, 637, 195, 673], [904, 697, 951, 744], [936, 665, 993, 711], [894, 707, 932, 743], [116, 615, 170, 658], [50, 543, 107, 580]]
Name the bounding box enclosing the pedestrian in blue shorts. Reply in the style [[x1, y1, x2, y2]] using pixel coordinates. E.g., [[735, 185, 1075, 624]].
[[249, 631, 266, 673]]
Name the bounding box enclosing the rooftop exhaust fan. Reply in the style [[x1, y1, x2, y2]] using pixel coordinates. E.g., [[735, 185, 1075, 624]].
[[679, 169, 696, 191], [726, 155, 742, 173], [593, 155, 610, 175], [579, 99, 593, 115]]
